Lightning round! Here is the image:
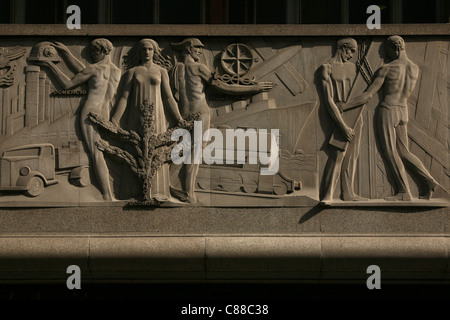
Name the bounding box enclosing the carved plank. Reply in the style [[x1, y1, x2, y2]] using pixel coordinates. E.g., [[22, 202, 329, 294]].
[[249, 41, 306, 96], [435, 57, 448, 145], [250, 40, 273, 60], [415, 41, 441, 129], [410, 141, 427, 165], [247, 45, 300, 80], [287, 62, 307, 93], [430, 158, 443, 186], [275, 64, 303, 96], [408, 118, 448, 169], [423, 152, 432, 172], [432, 107, 448, 143]]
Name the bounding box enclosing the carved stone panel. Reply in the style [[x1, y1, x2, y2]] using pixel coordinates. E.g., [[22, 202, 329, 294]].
[[0, 35, 447, 208]]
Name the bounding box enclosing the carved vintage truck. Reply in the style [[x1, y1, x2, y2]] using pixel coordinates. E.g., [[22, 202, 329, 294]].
[[0, 142, 90, 197], [0, 143, 59, 197]]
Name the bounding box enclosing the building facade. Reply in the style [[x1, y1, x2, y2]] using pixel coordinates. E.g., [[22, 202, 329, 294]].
[[0, 1, 448, 297]]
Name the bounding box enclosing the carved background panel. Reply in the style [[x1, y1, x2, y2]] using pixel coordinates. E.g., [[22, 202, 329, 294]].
[[403, 40, 449, 195], [0, 36, 446, 207]]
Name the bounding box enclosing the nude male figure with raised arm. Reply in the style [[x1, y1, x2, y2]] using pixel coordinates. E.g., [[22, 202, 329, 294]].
[[342, 35, 439, 200]]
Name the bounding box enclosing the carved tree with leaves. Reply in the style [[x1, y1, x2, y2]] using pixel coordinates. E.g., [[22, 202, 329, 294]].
[[89, 100, 199, 204]]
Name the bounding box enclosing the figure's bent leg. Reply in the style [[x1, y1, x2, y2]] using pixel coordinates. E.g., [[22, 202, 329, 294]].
[[184, 109, 211, 204], [396, 123, 438, 199], [377, 107, 411, 200], [82, 118, 114, 201], [92, 147, 114, 201], [185, 163, 199, 203]]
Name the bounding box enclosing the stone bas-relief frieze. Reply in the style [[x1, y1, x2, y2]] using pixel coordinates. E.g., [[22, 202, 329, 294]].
[[337, 36, 439, 203], [0, 35, 447, 207], [319, 36, 448, 206]]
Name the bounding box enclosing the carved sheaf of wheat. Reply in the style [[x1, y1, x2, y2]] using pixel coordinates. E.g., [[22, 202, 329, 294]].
[[95, 139, 140, 176], [88, 109, 201, 204]]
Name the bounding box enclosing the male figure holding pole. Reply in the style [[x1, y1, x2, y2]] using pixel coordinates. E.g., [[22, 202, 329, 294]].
[[320, 38, 368, 203]]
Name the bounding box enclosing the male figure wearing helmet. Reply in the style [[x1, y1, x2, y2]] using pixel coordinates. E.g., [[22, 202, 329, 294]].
[[171, 38, 273, 203]]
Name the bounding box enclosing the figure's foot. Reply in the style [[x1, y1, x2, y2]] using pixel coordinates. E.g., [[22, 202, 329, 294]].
[[342, 194, 369, 202], [170, 187, 188, 202], [186, 194, 197, 204], [102, 193, 114, 201], [384, 192, 412, 201], [319, 196, 332, 205], [419, 179, 439, 200], [153, 194, 170, 203]]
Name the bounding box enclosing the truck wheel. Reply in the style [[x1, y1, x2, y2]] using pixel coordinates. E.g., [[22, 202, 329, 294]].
[[25, 176, 44, 197], [273, 182, 288, 195], [273, 175, 288, 195], [71, 166, 90, 187], [75, 167, 90, 187], [242, 180, 258, 193], [197, 178, 211, 190]]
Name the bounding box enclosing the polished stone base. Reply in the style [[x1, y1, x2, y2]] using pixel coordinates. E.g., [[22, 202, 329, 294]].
[[0, 206, 448, 283]]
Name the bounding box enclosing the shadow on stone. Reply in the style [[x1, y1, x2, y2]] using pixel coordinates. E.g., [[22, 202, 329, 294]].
[[299, 204, 324, 224]]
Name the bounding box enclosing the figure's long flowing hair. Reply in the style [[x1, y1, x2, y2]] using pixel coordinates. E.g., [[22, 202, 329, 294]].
[[123, 38, 172, 71]]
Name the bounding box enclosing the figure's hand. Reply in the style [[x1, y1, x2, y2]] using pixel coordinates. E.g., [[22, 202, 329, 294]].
[[257, 82, 276, 92], [342, 125, 354, 142], [336, 102, 345, 114], [51, 41, 70, 53], [111, 118, 120, 128], [177, 118, 187, 128]]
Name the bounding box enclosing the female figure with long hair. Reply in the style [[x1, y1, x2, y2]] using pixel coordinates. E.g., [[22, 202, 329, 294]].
[[112, 39, 183, 202]]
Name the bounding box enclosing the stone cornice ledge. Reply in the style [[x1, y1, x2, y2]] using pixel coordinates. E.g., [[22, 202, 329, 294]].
[[0, 24, 448, 37], [0, 235, 448, 283]]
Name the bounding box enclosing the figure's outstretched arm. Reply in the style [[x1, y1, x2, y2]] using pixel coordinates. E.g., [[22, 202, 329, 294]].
[[36, 60, 92, 90], [198, 64, 274, 95], [211, 78, 274, 95], [51, 41, 85, 73], [321, 64, 354, 141], [341, 66, 388, 111]]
